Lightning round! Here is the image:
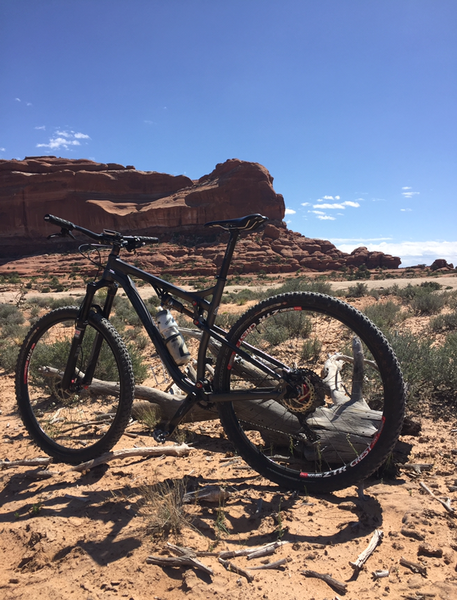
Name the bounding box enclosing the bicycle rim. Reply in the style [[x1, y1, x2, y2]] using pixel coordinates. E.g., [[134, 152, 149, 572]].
[[216, 293, 405, 492], [16, 307, 134, 463]]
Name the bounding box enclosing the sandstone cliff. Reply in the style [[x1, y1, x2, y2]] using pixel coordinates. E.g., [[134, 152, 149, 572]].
[[0, 157, 401, 273]]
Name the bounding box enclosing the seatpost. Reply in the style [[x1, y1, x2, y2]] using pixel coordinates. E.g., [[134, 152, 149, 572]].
[[209, 228, 239, 313], [218, 228, 240, 281]]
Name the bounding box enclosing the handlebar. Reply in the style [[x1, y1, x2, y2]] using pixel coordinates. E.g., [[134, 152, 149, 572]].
[[44, 214, 159, 250]]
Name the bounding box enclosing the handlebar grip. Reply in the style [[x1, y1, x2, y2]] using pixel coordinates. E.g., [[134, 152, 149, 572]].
[[137, 236, 159, 244], [44, 214, 75, 231]]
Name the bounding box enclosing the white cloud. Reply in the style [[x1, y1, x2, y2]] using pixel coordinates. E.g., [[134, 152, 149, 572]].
[[301, 202, 310, 207], [315, 203, 346, 210], [309, 210, 336, 221], [401, 186, 420, 198], [15, 97, 21, 102], [312, 201, 360, 210], [37, 137, 80, 150], [35, 125, 46, 130], [285, 208, 296, 215], [330, 237, 392, 244], [37, 129, 91, 151], [0, 147, 5, 152], [401, 208, 412, 212], [322, 195, 334, 200]]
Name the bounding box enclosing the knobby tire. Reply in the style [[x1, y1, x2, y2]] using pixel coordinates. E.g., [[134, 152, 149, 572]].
[[215, 292, 405, 493], [15, 307, 134, 464]]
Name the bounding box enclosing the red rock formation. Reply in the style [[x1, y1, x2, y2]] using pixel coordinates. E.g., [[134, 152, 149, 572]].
[[0, 156, 284, 253], [0, 156, 402, 273]]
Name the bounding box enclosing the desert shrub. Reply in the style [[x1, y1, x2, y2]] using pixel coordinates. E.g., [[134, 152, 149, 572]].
[[435, 332, 457, 391], [127, 342, 149, 383], [387, 329, 457, 407], [0, 339, 20, 372], [430, 311, 457, 333], [250, 312, 312, 347], [268, 278, 334, 296], [0, 304, 25, 372], [111, 296, 143, 326], [301, 338, 322, 362], [347, 282, 369, 298], [26, 296, 78, 310], [0, 304, 24, 326], [363, 301, 404, 332], [410, 291, 445, 315], [348, 265, 371, 280], [48, 297, 79, 310], [216, 310, 243, 330], [386, 331, 436, 403], [146, 295, 161, 309]]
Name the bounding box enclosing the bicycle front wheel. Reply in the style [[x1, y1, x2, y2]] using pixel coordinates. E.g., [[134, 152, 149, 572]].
[[16, 307, 135, 464], [215, 292, 405, 493]]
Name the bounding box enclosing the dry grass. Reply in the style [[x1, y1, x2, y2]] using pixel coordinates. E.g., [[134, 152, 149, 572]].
[[139, 476, 195, 538]]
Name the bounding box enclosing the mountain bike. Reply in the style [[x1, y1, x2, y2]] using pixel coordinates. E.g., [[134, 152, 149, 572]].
[[15, 213, 405, 493]]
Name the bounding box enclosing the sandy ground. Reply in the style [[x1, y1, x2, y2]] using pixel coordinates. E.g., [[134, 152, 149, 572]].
[[1, 376, 457, 599], [1, 274, 457, 599]]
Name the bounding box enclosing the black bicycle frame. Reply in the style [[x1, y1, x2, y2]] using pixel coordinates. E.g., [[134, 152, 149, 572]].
[[69, 228, 290, 434]]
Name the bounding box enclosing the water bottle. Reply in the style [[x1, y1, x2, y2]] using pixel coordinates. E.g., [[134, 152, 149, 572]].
[[156, 309, 191, 366]]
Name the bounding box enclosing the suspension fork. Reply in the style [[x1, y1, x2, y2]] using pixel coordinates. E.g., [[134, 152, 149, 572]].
[[60, 280, 118, 390]]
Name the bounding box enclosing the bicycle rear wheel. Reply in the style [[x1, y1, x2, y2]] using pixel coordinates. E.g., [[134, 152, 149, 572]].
[[215, 292, 405, 493], [16, 307, 134, 464]]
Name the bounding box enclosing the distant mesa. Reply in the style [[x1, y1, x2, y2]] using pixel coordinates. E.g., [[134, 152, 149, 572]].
[[0, 156, 402, 274]]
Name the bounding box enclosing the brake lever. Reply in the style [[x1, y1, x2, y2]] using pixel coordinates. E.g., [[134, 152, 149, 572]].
[[47, 227, 76, 240]]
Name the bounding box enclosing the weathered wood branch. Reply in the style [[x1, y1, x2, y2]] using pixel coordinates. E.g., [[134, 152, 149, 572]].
[[218, 557, 254, 582], [248, 558, 290, 570], [349, 529, 383, 573], [419, 481, 455, 516], [219, 541, 288, 560], [71, 444, 190, 472], [0, 457, 53, 469], [399, 556, 427, 577], [302, 569, 348, 594], [146, 554, 213, 576]]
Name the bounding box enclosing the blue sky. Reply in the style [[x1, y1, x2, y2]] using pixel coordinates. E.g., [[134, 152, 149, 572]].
[[1, 0, 456, 267]]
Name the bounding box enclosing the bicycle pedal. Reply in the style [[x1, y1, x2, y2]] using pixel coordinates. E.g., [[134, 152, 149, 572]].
[[152, 429, 169, 444]]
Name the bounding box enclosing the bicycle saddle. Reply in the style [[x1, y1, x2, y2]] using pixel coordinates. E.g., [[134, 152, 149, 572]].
[[204, 213, 269, 231]]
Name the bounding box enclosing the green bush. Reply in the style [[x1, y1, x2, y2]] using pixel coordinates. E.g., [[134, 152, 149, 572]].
[[387, 329, 457, 407], [410, 291, 445, 315], [430, 311, 457, 333], [363, 301, 404, 332], [347, 282, 369, 298], [0, 339, 20, 372], [0, 304, 24, 326]]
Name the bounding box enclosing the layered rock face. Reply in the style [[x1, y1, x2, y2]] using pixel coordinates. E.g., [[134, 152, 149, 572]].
[[0, 157, 284, 253], [0, 156, 401, 273]]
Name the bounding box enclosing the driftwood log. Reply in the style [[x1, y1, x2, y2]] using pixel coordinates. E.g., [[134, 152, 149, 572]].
[[40, 332, 414, 465]]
